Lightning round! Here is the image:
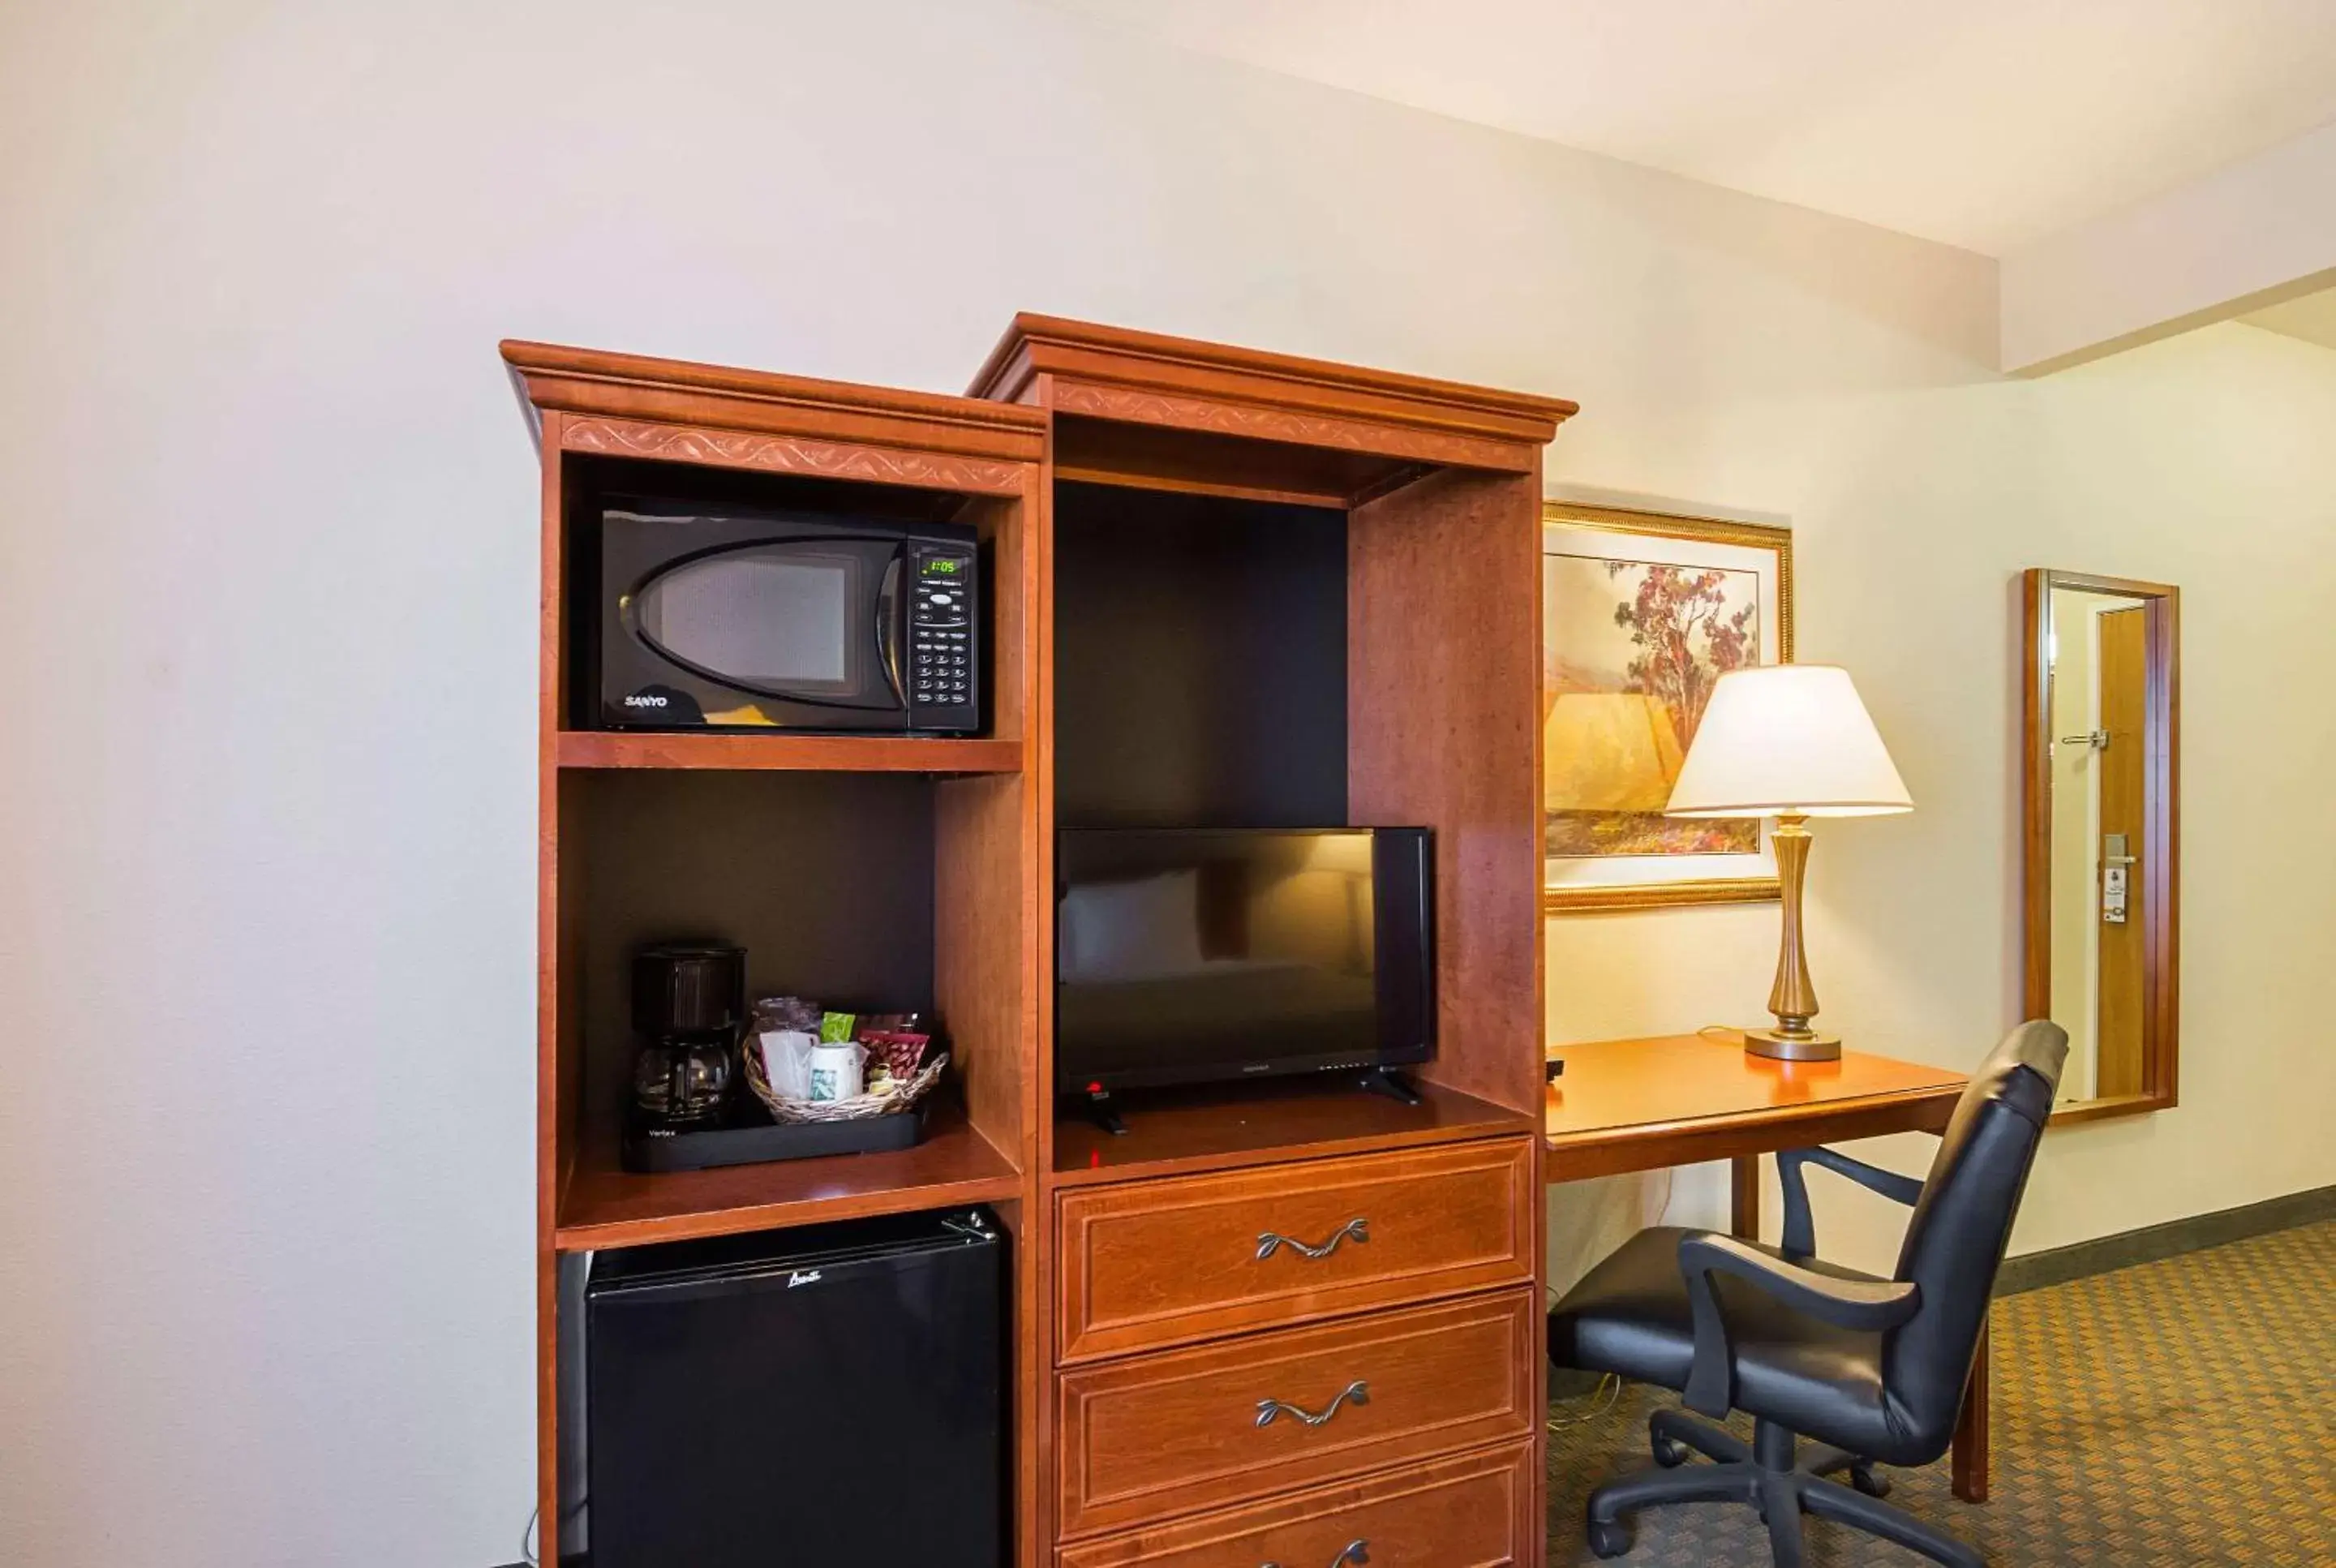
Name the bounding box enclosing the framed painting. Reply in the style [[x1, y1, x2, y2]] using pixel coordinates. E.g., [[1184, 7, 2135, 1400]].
[[1541, 502, 1793, 913]]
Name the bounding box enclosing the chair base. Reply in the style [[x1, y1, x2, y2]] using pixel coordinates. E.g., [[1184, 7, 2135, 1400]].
[[1586, 1408, 1980, 1568]]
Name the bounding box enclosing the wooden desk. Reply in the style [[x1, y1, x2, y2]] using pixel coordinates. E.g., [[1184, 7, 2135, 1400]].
[[1543, 1033, 1993, 1502]]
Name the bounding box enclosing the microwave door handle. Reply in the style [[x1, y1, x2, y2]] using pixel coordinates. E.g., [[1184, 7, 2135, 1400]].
[[876, 552, 906, 705]]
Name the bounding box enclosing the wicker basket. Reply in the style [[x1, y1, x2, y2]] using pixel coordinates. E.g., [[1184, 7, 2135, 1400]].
[[743, 1040, 949, 1125]]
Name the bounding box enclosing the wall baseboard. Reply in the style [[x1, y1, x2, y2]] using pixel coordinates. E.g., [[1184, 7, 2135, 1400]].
[[1999, 1182, 2336, 1296]]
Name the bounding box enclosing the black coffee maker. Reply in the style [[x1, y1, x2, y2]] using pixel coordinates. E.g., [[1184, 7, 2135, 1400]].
[[631, 942, 745, 1130]]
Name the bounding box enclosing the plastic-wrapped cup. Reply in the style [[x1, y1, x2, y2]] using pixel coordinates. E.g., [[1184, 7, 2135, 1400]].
[[759, 1029, 818, 1100], [808, 1042, 865, 1102]]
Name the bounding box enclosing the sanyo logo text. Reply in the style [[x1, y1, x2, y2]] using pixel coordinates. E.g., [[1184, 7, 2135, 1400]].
[[624, 693, 669, 709]]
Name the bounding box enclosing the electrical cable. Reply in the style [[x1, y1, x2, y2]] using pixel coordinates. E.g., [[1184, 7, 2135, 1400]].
[[1543, 1156, 1673, 1434], [1547, 1371, 1623, 1431]]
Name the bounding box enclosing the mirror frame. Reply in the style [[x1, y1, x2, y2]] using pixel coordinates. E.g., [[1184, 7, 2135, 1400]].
[[2020, 569, 2180, 1124]]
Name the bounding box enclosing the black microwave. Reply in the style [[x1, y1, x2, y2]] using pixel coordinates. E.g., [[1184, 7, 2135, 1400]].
[[588, 499, 980, 732]]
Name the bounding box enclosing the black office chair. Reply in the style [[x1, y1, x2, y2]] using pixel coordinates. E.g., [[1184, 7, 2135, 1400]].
[[1547, 1020, 2067, 1568]]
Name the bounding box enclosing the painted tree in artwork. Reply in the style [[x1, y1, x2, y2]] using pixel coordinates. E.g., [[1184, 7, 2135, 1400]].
[[1606, 563, 1756, 750]]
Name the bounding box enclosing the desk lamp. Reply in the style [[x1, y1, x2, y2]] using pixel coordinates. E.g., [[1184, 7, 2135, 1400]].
[[1664, 664, 1913, 1061]]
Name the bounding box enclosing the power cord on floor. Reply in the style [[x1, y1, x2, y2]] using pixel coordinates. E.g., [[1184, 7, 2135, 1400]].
[[1543, 1154, 1673, 1436], [1548, 1371, 1623, 1430]]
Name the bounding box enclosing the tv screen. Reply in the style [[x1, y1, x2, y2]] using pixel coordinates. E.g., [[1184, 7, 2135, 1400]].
[[1054, 828, 1433, 1094]]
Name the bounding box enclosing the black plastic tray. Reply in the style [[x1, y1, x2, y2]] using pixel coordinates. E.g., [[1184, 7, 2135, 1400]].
[[621, 1102, 929, 1173]]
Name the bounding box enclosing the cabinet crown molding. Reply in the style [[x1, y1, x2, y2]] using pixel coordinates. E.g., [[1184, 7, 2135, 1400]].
[[501, 338, 1047, 462], [968, 312, 1578, 448]]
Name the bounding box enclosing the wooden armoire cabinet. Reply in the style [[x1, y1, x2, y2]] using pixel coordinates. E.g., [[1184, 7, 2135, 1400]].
[[508, 316, 1574, 1566]]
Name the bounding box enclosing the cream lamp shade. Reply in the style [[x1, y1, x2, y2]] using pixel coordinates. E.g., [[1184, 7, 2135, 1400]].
[[1664, 664, 1911, 1062], [1665, 664, 1913, 819]]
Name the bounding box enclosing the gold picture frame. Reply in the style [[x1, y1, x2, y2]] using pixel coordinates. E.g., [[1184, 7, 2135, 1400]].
[[1541, 501, 1795, 914]]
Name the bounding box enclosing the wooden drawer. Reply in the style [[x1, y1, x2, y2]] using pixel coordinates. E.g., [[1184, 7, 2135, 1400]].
[[1055, 1287, 1537, 1540], [1058, 1441, 1533, 1567], [1057, 1137, 1535, 1363]]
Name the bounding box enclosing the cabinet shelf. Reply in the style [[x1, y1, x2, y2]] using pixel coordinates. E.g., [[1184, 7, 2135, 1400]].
[[556, 731, 1022, 774], [556, 1103, 1022, 1252], [1050, 1078, 1537, 1188]]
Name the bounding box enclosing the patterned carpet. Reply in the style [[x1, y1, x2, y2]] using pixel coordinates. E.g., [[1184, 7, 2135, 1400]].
[[1545, 1219, 2336, 1566]]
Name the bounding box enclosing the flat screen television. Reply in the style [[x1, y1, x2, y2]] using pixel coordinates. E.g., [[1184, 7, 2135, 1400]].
[[1054, 827, 1434, 1096]]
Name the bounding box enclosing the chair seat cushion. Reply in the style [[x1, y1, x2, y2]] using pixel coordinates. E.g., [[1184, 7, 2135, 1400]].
[[1549, 1226, 1914, 1459]]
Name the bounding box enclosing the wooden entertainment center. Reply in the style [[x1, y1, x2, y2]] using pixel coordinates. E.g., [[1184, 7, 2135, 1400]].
[[508, 317, 1576, 1566]]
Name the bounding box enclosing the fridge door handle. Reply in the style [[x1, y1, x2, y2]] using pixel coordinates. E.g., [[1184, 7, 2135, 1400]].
[[876, 552, 905, 705]]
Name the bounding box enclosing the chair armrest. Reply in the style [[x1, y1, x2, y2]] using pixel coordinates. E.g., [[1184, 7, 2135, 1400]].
[[1677, 1232, 1922, 1417], [1777, 1145, 1927, 1259]]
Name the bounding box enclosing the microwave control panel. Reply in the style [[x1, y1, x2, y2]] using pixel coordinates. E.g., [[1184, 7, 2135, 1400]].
[[907, 545, 978, 727]]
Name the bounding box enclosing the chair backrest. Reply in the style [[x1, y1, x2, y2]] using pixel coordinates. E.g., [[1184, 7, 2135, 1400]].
[[1881, 1020, 2068, 1458]]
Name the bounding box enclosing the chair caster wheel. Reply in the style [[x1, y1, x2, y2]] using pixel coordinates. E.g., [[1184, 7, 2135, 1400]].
[[1651, 1434, 1690, 1468], [1587, 1518, 1632, 1559], [1850, 1464, 1892, 1499]]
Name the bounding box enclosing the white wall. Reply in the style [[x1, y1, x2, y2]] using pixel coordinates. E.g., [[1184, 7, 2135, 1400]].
[[4, 4, 2334, 1565], [1999, 118, 2336, 372]]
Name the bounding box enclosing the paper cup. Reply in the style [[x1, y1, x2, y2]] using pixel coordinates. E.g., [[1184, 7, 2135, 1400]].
[[808, 1042, 865, 1102]]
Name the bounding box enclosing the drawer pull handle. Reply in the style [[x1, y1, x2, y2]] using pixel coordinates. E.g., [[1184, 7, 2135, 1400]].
[[1255, 1380, 1369, 1430], [1261, 1542, 1370, 1568], [1256, 1218, 1369, 1262]]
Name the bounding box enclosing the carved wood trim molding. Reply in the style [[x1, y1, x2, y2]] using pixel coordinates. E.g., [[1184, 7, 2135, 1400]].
[[1048, 382, 1531, 471], [560, 416, 1028, 495]]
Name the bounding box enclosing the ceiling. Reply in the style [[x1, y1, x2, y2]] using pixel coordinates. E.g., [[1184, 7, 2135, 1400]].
[[2244, 288, 2336, 350], [1037, 0, 2336, 256]]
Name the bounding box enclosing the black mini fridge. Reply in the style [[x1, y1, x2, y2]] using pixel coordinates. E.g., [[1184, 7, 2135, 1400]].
[[575, 1207, 1005, 1567]]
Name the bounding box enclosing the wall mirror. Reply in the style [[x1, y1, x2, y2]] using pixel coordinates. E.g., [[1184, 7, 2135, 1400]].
[[2020, 570, 2179, 1121]]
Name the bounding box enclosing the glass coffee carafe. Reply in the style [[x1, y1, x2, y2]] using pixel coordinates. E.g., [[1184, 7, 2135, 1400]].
[[630, 942, 745, 1130]]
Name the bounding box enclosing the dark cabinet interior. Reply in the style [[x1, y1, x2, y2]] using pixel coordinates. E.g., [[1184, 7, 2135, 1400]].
[[1052, 480, 1348, 829]]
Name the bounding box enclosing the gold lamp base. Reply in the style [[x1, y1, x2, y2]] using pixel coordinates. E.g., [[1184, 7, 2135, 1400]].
[[1744, 1027, 1842, 1063], [1747, 813, 1844, 1064]]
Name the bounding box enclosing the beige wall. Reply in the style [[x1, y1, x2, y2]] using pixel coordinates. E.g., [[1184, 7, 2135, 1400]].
[[1551, 320, 2336, 1278], [5, 2, 2335, 1562]]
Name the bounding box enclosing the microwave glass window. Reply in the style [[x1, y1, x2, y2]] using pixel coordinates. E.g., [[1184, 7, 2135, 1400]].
[[636, 551, 856, 694]]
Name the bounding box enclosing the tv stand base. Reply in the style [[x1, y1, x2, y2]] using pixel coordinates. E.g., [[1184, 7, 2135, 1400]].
[[1078, 1089, 1130, 1137], [1357, 1067, 1424, 1106]]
